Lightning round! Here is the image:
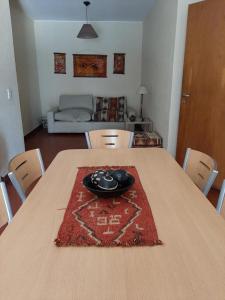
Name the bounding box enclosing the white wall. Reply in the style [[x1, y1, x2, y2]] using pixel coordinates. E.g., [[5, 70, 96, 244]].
[[141, 0, 178, 149], [34, 21, 143, 115], [10, 0, 42, 135], [0, 0, 24, 176], [142, 0, 204, 154]]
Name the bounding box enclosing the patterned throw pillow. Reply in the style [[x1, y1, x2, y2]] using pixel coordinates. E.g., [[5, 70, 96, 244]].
[[94, 97, 126, 122], [94, 110, 117, 122], [95, 97, 105, 111]]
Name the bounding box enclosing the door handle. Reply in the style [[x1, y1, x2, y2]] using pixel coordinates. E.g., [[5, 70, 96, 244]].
[[182, 93, 191, 98], [181, 93, 191, 104]]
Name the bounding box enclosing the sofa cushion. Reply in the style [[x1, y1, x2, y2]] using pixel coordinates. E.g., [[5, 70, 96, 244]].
[[55, 109, 91, 122], [59, 95, 93, 111], [55, 111, 74, 122]]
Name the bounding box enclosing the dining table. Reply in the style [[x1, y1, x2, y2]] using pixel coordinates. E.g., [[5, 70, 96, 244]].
[[0, 148, 225, 300]]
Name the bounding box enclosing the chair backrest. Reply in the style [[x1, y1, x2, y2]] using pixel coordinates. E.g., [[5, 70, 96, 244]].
[[183, 148, 218, 196], [8, 149, 45, 202], [216, 180, 225, 220], [85, 129, 134, 149], [0, 181, 13, 227]]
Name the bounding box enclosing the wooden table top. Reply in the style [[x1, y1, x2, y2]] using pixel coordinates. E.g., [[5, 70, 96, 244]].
[[0, 148, 225, 300]]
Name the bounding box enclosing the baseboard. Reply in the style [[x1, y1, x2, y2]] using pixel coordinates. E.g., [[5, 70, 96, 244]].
[[24, 124, 42, 140]]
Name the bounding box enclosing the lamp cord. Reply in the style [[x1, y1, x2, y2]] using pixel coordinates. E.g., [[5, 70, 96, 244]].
[[86, 6, 88, 23]]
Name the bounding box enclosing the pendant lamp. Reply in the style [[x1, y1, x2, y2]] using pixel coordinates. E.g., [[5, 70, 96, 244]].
[[77, 1, 98, 39]]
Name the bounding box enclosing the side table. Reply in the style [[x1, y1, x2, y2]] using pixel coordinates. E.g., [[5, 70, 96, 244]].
[[125, 117, 153, 132], [133, 131, 163, 148]]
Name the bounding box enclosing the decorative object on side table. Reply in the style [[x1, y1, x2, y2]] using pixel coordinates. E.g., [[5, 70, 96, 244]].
[[40, 116, 48, 129], [125, 117, 153, 132], [77, 1, 98, 39], [133, 131, 163, 148], [138, 85, 148, 121], [127, 108, 136, 121], [54, 53, 66, 74], [73, 54, 107, 77], [113, 53, 125, 74]]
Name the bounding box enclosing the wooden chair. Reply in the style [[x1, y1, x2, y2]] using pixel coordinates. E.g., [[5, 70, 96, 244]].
[[0, 181, 13, 228], [8, 149, 45, 203], [183, 148, 218, 196], [216, 180, 225, 219], [85, 129, 134, 149]]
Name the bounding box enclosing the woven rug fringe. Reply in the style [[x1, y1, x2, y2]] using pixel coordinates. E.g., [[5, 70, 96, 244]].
[[54, 238, 163, 247]]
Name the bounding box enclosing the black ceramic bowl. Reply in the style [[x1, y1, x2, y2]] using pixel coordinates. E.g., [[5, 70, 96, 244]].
[[83, 173, 135, 198], [91, 170, 118, 190]]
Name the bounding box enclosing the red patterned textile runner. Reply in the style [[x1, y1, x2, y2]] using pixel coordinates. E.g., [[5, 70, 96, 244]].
[[55, 166, 162, 247]]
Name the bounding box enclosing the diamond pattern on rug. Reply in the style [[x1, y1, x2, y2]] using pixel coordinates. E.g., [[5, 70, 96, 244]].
[[55, 166, 162, 247]]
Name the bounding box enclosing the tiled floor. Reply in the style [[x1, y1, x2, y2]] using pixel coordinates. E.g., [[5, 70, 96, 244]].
[[1, 127, 219, 234], [25, 127, 87, 167], [0, 128, 87, 234]]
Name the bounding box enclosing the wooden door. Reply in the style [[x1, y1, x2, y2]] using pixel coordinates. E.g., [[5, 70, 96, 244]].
[[176, 0, 225, 189]]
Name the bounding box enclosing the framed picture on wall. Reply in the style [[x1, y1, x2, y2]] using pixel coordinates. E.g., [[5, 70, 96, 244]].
[[54, 53, 66, 74], [113, 53, 125, 74], [73, 54, 107, 78]]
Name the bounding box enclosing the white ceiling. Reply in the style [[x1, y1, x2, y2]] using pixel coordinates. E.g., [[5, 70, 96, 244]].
[[16, 0, 155, 21]]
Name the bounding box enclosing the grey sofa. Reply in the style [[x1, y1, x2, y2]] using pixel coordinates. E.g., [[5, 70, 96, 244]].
[[47, 95, 135, 133]]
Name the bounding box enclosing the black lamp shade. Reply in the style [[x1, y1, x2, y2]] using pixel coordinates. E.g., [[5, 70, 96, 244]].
[[77, 24, 98, 39]]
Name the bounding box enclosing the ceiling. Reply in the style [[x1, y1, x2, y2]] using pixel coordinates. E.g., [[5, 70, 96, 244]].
[[16, 0, 155, 21]]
